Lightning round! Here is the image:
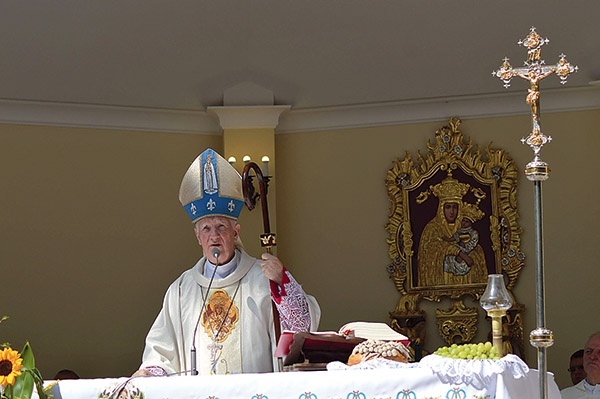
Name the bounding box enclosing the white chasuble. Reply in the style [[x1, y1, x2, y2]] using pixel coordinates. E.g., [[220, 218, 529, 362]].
[[140, 249, 283, 375]]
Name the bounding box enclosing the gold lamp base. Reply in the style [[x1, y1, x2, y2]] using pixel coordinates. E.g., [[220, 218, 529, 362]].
[[487, 308, 507, 357]]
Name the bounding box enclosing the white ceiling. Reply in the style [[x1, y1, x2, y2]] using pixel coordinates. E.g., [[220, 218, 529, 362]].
[[1, 1, 599, 133]]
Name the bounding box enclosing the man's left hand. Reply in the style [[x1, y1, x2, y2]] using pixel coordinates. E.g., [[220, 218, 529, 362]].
[[261, 253, 284, 285]]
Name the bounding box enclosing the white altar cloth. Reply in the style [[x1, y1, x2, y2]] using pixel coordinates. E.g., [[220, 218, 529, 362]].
[[46, 363, 561, 399]]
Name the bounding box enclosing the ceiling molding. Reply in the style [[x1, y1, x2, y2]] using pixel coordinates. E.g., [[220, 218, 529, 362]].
[[207, 105, 290, 129], [277, 86, 600, 133], [0, 86, 598, 135], [0, 99, 221, 134]]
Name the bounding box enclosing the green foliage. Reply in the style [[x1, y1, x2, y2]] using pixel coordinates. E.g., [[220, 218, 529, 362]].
[[1, 318, 48, 399], [10, 342, 35, 399]]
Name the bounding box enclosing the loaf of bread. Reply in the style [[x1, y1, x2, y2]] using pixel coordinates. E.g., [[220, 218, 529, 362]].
[[347, 339, 410, 365]]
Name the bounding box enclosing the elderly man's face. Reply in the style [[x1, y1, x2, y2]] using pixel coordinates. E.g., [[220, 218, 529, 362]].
[[584, 334, 600, 385], [194, 216, 240, 264]]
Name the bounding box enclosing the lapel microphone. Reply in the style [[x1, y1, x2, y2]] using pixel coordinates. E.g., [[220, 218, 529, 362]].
[[190, 247, 221, 375], [211, 247, 221, 263]]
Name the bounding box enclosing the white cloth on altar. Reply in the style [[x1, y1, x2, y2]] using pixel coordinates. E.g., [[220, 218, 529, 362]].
[[139, 249, 320, 375], [418, 353, 530, 390], [44, 366, 562, 399], [327, 358, 420, 370]]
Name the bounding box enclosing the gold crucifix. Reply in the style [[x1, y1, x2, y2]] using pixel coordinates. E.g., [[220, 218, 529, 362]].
[[493, 27, 577, 179]]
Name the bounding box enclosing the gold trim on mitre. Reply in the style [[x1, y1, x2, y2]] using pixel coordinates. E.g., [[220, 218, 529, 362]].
[[431, 172, 470, 203], [179, 148, 245, 223]]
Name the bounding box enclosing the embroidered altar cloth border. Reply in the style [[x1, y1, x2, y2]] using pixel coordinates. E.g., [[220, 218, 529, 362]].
[[42, 365, 560, 399]]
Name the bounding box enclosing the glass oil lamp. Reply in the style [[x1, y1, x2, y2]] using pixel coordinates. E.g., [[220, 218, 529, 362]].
[[480, 274, 513, 357]]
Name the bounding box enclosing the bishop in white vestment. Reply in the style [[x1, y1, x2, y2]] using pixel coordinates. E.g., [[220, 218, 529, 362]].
[[134, 148, 320, 377]]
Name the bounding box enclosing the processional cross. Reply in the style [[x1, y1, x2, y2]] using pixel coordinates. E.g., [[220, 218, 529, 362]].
[[493, 27, 577, 399], [493, 27, 577, 180]]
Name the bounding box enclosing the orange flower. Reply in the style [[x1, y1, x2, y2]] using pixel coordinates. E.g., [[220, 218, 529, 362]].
[[0, 347, 23, 388]]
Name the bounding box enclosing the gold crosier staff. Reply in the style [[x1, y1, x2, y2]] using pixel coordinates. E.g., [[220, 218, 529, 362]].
[[241, 162, 283, 371]]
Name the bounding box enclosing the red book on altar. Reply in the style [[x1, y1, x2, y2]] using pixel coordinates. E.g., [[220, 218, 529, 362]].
[[275, 322, 410, 370]]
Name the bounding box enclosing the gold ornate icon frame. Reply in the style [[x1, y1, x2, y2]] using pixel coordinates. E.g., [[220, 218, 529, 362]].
[[385, 118, 526, 358]]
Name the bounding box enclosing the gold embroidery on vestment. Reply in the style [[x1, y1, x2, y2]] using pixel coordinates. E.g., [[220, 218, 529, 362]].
[[201, 289, 239, 342]]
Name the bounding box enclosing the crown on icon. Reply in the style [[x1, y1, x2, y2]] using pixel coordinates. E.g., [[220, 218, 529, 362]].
[[431, 172, 470, 203]]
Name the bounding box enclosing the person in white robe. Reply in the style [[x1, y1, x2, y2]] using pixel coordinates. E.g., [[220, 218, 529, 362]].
[[133, 148, 320, 376], [562, 331, 600, 399]]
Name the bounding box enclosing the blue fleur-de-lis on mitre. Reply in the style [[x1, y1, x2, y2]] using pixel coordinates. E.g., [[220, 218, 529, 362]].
[[346, 391, 366, 399], [251, 394, 268, 399], [396, 389, 417, 399], [228, 200, 235, 213], [207, 198, 216, 211], [298, 392, 317, 399], [446, 387, 467, 399]]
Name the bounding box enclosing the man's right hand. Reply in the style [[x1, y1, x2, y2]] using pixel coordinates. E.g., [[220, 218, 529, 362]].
[[131, 369, 153, 377]]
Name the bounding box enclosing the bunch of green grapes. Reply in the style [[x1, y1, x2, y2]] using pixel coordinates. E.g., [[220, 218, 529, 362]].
[[434, 342, 501, 360]]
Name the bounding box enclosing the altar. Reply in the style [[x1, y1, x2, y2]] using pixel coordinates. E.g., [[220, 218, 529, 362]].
[[45, 358, 562, 399]]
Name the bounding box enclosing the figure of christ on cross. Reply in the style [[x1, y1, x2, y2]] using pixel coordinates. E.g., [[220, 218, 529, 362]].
[[493, 27, 577, 155]]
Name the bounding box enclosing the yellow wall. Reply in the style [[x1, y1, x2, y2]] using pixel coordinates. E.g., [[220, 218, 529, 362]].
[[1, 124, 220, 377], [1, 110, 599, 388]]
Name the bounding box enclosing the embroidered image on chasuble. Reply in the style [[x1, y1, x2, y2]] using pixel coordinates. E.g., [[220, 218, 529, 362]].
[[200, 287, 241, 374]]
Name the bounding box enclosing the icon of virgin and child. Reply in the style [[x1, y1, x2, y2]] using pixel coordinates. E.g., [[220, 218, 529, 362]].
[[416, 172, 488, 287]]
